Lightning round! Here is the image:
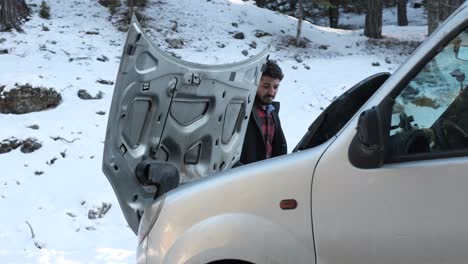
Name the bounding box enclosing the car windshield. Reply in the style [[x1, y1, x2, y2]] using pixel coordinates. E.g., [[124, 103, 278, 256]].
[[391, 29, 468, 134], [387, 28, 468, 157]]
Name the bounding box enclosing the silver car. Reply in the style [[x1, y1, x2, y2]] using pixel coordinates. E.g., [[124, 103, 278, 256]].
[[103, 2, 468, 263]]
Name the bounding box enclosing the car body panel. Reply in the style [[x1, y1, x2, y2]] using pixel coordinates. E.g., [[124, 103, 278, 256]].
[[138, 143, 332, 264], [102, 17, 269, 234], [313, 3, 468, 264]]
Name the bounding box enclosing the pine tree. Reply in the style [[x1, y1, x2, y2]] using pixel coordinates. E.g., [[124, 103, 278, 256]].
[[39, 0, 51, 20]]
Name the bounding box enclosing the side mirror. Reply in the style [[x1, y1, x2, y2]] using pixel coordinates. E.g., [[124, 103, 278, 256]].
[[348, 99, 393, 169]]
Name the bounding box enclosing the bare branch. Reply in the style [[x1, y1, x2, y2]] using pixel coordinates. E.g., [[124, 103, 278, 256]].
[[25, 221, 35, 239]]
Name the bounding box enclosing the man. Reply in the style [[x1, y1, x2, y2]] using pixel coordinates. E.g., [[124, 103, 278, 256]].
[[239, 59, 287, 165]]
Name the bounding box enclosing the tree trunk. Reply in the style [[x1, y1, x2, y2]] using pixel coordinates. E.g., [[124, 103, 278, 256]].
[[383, 0, 395, 7], [329, 0, 339, 28], [127, 0, 135, 23], [440, 0, 465, 19], [397, 0, 408, 26], [427, 0, 439, 34], [0, 0, 30, 32], [289, 0, 297, 11], [296, 0, 303, 47], [255, 0, 266, 8], [364, 0, 383, 39], [427, 0, 464, 35]]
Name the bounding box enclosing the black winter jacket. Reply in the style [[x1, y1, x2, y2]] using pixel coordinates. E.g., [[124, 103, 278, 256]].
[[239, 101, 287, 165]]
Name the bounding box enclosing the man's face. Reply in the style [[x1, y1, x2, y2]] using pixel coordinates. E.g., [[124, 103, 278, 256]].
[[256, 75, 280, 105]]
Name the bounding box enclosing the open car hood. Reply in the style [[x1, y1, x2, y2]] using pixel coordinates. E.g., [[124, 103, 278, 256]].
[[102, 17, 269, 234]]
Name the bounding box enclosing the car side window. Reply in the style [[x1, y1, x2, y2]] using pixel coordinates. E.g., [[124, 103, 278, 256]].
[[386, 29, 468, 159]]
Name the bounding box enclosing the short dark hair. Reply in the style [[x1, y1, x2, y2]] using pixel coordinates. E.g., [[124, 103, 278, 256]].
[[262, 59, 284, 81]]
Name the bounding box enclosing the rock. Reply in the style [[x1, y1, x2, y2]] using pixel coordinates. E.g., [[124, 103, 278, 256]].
[[216, 42, 226, 48], [78, 89, 103, 100], [169, 20, 178, 32], [0, 138, 21, 154], [385, 57, 392, 64], [248, 41, 257, 49], [46, 157, 57, 165], [27, 124, 40, 130], [96, 79, 114, 85], [231, 22, 238, 28], [34, 171, 44, 176], [318, 45, 328, 50], [96, 55, 109, 62], [165, 38, 184, 49], [118, 25, 128, 32], [0, 38, 5, 44], [99, 202, 112, 217], [20, 138, 42, 153], [233, 32, 245, 39], [88, 210, 97, 220], [66, 212, 77, 218], [372, 62, 381, 66], [96, 111, 106, 115], [88, 202, 112, 219], [77, 90, 93, 99], [293, 54, 303, 63], [413, 2, 422, 8], [85, 31, 99, 35], [0, 84, 61, 114], [241, 50, 248, 56], [98, 0, 122, 7], [254, 30, 271, 38], [34, 241, 46, 249], [0, 49, 8, 54]]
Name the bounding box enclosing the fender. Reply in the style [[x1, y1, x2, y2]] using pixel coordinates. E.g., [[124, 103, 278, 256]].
[[143, 149, 323, 263], [163, 213, 313, 264]]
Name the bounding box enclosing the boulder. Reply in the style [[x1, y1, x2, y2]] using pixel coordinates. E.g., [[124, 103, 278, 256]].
[[0, 84, 61, 114], [0, 138, 21, 154], [20, 138, 42, 153]]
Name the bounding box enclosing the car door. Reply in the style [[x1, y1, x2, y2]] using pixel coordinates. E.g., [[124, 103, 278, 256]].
[[312, 4, 468, 264], [102, 17, 269, 234]]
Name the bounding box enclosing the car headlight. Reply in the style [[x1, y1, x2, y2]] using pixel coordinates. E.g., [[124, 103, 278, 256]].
[[138, 195, 165, 244]]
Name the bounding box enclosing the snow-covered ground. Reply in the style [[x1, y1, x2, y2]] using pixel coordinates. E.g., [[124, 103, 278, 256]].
[[0, 0, 427, 262]]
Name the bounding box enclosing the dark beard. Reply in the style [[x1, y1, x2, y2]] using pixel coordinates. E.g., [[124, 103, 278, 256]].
[[256, 95, 274, 105]]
